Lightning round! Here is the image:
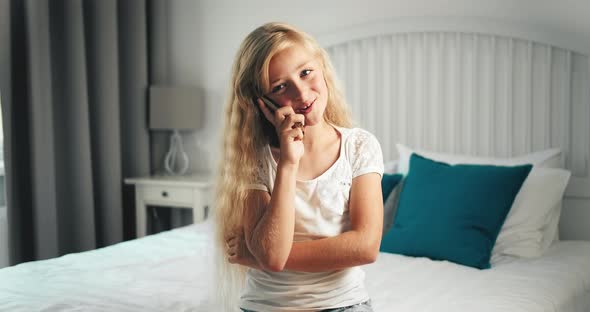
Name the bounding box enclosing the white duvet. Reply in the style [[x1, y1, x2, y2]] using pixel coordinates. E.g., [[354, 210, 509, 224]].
[[365, 244, 590, 312], [1, 220, 589, 311]]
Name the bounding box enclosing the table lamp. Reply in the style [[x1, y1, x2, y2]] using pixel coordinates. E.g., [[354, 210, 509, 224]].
[[149, 86, 203, 175]]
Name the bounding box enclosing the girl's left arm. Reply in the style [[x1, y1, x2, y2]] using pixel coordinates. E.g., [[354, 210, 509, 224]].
[[283, 172, 383, 272], [229, 172, 383, 272]]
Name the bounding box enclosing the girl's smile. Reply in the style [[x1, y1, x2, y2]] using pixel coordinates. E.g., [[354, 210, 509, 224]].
[[294, 99, 315, 114]]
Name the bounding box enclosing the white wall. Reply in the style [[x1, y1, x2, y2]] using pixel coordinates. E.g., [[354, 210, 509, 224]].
[[166, 0, 590, 173]]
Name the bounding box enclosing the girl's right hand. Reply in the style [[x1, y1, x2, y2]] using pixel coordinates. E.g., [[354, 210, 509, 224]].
[[226, 228, 261, 270], [257, 98, 305, 165]]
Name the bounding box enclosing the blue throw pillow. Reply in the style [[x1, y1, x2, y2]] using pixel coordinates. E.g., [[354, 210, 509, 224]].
[[380, 153, 532, 269], [382, 173, 404, 235], [381, 173, 403, 202]]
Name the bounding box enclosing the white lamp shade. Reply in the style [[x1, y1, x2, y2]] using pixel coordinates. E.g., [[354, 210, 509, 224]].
[[149, 86, 203, 130]]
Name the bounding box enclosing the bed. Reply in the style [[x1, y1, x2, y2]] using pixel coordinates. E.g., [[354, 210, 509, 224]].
[[1, 219, 589, 311], [2, 16, 590, 311]]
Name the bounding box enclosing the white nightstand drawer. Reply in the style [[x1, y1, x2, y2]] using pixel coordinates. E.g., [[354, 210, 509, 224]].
[[141, 185, 193, 205], [126, 174, 212, 237]]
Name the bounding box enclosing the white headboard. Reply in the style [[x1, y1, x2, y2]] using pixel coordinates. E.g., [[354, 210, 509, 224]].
[[318, 17, 590, 240]]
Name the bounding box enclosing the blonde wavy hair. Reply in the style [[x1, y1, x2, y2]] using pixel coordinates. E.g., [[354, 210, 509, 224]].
[[213, 22, 352, 310]]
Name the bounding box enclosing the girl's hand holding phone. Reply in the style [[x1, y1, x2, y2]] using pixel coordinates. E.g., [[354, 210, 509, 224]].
[[257, 98, 305, 165]]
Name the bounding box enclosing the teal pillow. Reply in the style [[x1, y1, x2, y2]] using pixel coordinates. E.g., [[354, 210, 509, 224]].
[[381, 173, 403, 202], [380, 153, 532, 269], [382, 173, 404, 235]]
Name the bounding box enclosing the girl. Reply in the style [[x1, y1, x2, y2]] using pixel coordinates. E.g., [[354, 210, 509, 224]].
[[215, 22, 384, 312]]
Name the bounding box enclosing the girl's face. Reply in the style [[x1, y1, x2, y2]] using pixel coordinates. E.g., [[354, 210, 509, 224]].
[[266, 44, 328, 127]]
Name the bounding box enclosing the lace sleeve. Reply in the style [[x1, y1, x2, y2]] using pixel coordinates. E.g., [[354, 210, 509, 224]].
[[243, 152, 270, 193], [350, 129, 384, 179]]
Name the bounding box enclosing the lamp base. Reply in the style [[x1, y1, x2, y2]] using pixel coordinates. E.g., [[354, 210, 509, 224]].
[[164, 130, 189, 175]]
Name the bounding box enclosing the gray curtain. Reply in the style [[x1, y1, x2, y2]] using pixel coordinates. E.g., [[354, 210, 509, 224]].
[[0, 0, 150, 265]]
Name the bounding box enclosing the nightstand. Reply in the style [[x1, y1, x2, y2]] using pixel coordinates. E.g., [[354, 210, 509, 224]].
[[125, 174, 213, 238]]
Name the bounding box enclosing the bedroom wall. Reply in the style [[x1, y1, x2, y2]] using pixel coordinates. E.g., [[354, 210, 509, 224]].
[[160, 0, 590, 239]]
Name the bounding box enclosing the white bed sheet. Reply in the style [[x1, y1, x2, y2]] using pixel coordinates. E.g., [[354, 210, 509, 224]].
[[0, 222, 216, 311], [1, 220, 589, 312], [365, 243, 590, 312]]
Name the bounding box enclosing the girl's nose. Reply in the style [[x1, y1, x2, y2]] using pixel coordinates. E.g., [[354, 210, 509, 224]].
[[290, 80, 309, 102]]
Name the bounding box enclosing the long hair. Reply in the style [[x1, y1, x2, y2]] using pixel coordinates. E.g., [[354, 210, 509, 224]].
[[213, 22, 352, 310]]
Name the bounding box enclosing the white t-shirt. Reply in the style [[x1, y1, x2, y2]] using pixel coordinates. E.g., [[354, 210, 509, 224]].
[[240, 126, 384, 312]]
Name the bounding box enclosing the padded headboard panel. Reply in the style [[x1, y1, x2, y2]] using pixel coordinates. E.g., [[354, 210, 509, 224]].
[[318, 18, 590, 239]]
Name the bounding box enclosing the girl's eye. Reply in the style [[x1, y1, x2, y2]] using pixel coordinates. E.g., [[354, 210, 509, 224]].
[[301, 69, 312, 77], [271, 84, 285, 94]]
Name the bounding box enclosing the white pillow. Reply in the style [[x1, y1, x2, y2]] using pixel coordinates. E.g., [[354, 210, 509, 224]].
[[384, 160, 398, 174], [394, 144, 570, 261], [490, 168, 570, 262], [541, 201, 563, 245], [396, 143, 562, 174]]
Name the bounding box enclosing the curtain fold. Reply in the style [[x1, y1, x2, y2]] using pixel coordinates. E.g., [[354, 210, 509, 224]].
[[1, 0, 150, 265]]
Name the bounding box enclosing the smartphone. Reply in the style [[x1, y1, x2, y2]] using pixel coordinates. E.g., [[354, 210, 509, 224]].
[[258, 96, 303, 130], [261, 95, 280, 112]]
